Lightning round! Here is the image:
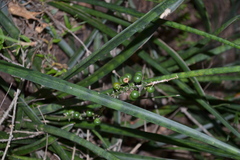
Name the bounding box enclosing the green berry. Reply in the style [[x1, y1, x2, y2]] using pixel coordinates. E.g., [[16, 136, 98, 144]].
[[113, 82, 121, 90], [135, 71, 142, 76], [69, 110, 74, 113], [124, 73, 132, 81], [146, 86, 155, 93], [130, 90, 140, 99], [74, 111, 80, 119], [129, 95, 137, 101], [64, 109, 74, 117], [120, 76, 129, 83], [94, 118, 101, 125], [64, 110, 70, 116], [69, 110, 75, 114], [133, 75, 142, 83], [86, 110, 94, 117], [128, 82, 135, 87]]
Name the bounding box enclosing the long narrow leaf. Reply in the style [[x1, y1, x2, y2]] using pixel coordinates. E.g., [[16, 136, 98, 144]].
[[192, 0, 211, 32], [77, 19, 160, 87], [20, 121, 119, 160], [49, 0, 184, 80], [154, 39, 240, 139], [145, 65, 240, 83], [0, 60, 239, 156], [48, 121, 239, 158], [0, 11, 20, 39], [76, 0, 240, 50]]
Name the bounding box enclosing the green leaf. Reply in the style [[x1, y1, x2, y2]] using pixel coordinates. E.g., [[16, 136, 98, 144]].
[[0, 10, 20, 39], [192, 0, 211, 32], [64, 14, 71, 29], [21, 121, 119, 160], [0, 60, 240, 156], [49, 0, 184, 79]]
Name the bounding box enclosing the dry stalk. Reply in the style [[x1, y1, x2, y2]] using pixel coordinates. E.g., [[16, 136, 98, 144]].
[[1, 88, 21, 160], [180, 107, 213, 137]]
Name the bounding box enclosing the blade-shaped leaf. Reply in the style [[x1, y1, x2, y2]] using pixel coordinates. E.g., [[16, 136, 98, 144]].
[[0, 60, 240, 156], [49, 0, 184, 79]]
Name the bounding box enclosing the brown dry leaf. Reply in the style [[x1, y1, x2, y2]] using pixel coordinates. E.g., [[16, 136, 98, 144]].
[[51, 62, 68, 70], [78, 2, 92, 8], [8, 2, 48, 33], [35, 23, 48, 33], [8, 2, 42, 20]]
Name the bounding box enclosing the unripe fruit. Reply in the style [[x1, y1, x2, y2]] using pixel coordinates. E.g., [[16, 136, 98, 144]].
[[113, 82, 121, 90], [94, 118, 101, 125], [65, 109, 74, 116], [130, 90, 140, 99], [74, 111, 80, 119], [146, 86, 155, 93], [124, 73, 132, 81], [135, 71, 142, 76], [122, 77, 130, 83], [86, 110, 94, 117], [133, 75, 142, 83]]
